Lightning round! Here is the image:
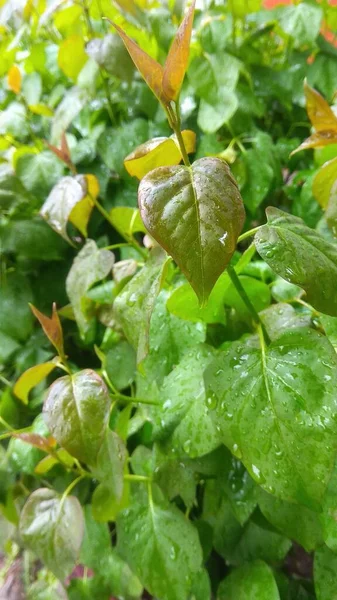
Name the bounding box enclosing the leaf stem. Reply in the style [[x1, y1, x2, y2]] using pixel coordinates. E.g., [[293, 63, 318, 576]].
[[166, 103, 190, 167], [60, 474, 86, 506], [112, 392, 160, 407], [237, 226, 261, 244], [227, 265, 271, 344], [92, 197, 147, 258], [124, 474, 150, 482]]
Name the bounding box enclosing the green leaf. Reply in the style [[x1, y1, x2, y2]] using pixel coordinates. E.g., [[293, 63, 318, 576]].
[[198, 90, 238, 134], [20, 488, 84, 580], [105, 340, 136, 391], [43, 369, 111, 464], [0, 273, 33, 342], [321, 463, 337, 552], [217, 560, 280, 600], [258, 488, 323, 551], [51, 87, 89, 144], [16, 151, 64, 200], [1, 219, 67, 261], [97, 118, 152, 177], [152, 344, 221, 458], [255, 207, 337, 316], [261, 303, 311, 341], [204, 328, 337, 508], [109, 206, 146, 238], [138, 157, 245, 305], [86, 33, 135, 81], [224, 275, 271, 320], [80, 504, 111, 568], [277, 3, 323, 47], [117, 497, 203, 600], [66, 239, 115, 336], [314, 545, 337, 600], [90, 430, 127, 501], [114, 247, 168, 363]]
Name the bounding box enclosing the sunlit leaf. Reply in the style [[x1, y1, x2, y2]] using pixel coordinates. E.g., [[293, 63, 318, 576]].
[[138, 157, 245, 305], [7, 65, 21, 94], [29, 302, 64, 358], [112, 23, 168, 105], [58, 35, 88, 80], [43, 369, 111, 464], [13, 361, 58, 404], [124, 130, 196, 179], [35, 448, 75, 475], [292, 131, 337, 154], [162, 1, 195, 102], [20, 488, 84, 580], [304, 81, 337, 132], [28, 103, 53, 116], [312, 156, 337, 208]]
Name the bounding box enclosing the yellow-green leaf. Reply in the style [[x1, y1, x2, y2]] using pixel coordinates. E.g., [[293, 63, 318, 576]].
[[28, 103, 54, 117], [35, 448, 75, 474], [162, 1, 195, 101], [112, 23, 168, 105], [292, 131, 337, 155], [313, 157, 337, 208], [13, 361, 58, 404], [304, 80, 337, 133], [124, 130, 196, 179], [58, 35, 88, 80]]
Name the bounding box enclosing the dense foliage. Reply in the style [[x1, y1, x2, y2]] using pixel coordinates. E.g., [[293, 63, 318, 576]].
[[1, 0, 337, 598]]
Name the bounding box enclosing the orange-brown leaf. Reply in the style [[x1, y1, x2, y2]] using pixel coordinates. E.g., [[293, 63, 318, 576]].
[[13, 433, 57, 452], [291, 131, 337, 155], [162, 0, 195, 102], [112, 23, 168, 105], [30, 302, 64, 358], [7, 65, 21, 94], [304, 81, 337, 132]]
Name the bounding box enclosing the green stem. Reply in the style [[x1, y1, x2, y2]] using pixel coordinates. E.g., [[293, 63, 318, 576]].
[[60, 474, 86, 506], [237, 226, 261, 244], [100, 70, 115, 126], [113, 392, 160, 407], [124, 474, 150, 482], [92, 197, 147, 258], [103, 242, 134, 251], [0, 416, 15, 432], [227, 265, 271, 344], [0, 374, 11, 387], [166, 103, 190, 167]]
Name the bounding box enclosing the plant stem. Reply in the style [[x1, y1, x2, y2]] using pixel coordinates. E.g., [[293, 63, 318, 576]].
[[112, 392, 160, 407], [60, 474, 86, 506], [227, 265, 271, 344], [237, 226, 261, 244], [166, 103, 190, 167], [92, 197, 147, 258], [124, 474, 150, 482]]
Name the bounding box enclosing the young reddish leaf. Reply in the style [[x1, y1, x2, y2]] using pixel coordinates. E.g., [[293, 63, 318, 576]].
[[138, 157, 245, 306], [304, 81, 337, 132], [13, 433, 57, 452], [13, 361, 58, 405], [162, 1, 196, 101], [291, 131, 337, 155], [30, 303, 64, 358], [112, 23, 168, 105], [124, 130, 196, 179], [45, 133, 74, 170], [7, 65, 21, 94]]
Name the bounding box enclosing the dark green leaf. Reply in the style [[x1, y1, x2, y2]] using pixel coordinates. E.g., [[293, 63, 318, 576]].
[[314, 544, 337, 600], [255, 207, 337, 316], [139, 157, 245, 305], [16, 151, 64, 200], [43, 369, 111, 464], [217, 560, 280, 600], [20, 488, 84, 580]]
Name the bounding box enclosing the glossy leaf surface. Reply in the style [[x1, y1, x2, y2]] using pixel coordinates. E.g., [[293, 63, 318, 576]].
[[20, 488, 84, 580], [124, 130, 196, 179], [117, 497, 203, 600], [40, 175, 88, 244], [43, 369, 111, 464], [255, 208, 337, 316], [204, 328, 337, 508], [139, 157, 245, 305], [217, 560, 280, 600], [13, 361, 57, 404]]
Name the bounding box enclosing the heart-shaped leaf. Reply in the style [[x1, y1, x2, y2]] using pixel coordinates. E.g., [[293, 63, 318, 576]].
[[255, 207, 337, 316], [138, 157, 245, 305], [43, 369, 111, 464], [20, 488, 84, 580]]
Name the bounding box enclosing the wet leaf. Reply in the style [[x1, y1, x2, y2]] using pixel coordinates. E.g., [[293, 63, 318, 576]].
[[217, 560, 280, 600], [314, 545, 337, 600], [255, 207, 337, 316], [162, 1, 195, 102], [124, 130, 196, 179], [114, 247, 168, 363], [13, 361, 58, 404], [90, 430, 127, 501], [112, 23, 168, 105], [117, 496, 203, 600], [204, 328, 337, 508], [40, 175, 88, 244], [105, 340, 136, 390], [20, 488, 84, 580], [30, 303, 64, 357], [13, 433, 56, 452], [86, 33, 135, 81], [16, 151, 64, 200], [66, 239, 114, 336], [43, 369, 111, 464], [109, 206, 146, 238], [138, 157, 245, 305]]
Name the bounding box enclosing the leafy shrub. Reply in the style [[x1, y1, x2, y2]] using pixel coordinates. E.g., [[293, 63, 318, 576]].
[[1, 0, 337, 598]]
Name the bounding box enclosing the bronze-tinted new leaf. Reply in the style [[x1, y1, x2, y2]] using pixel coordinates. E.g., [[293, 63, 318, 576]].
[[13, 433, 57, 452], [30, 303, 64, 358], [112, 24, 168, 105], [162, 1, 196, 101]]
